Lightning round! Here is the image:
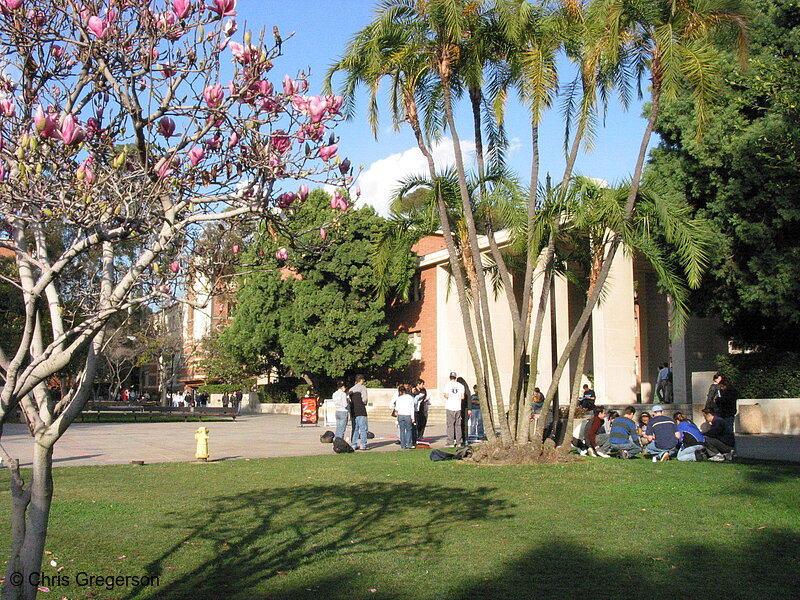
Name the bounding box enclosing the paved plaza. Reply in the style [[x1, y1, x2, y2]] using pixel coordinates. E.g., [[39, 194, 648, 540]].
[[0, 414, 447, 468], [1, 414, 795, 467]]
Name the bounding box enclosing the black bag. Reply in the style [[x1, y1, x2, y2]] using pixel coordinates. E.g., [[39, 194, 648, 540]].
[[367, 431, 375, 439], [333, 437, 355, 454], [320, 430, 335, 443], [430, 449, 456, 461]]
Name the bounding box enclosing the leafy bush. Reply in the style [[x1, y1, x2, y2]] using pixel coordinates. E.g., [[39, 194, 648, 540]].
[[259, 378, 305, 403], [365, 379, 383, 388], [716, 351, 800, 399]]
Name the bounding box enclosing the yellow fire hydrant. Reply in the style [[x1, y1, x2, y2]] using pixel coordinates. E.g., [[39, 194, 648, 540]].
[[194, 426, 209, 461]]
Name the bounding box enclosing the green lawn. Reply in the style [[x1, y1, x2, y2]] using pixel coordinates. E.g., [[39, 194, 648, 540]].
[[1, 453, 798, 599]]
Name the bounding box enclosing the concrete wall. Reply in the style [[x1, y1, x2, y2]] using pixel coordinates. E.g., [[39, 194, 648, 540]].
[[737, 399, 800, 435]]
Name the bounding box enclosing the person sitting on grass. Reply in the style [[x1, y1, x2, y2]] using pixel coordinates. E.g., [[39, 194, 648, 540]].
[[637, 411, 652, 448], [585, 406, 611, 457], [645, 405, 680, 462], [674, 412, 709, 462], [702, 407, 736, 461], [599, 406, 643, 459]]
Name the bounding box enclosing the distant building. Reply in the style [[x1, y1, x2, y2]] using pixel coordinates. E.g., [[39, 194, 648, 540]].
[[389, 232, 727, 406]]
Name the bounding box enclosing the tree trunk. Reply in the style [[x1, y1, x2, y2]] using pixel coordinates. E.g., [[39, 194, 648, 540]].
[[540, 88, 662, 420], [404, 95, 498, 442], [3, 442, 54, 600], [561, 321, 590, 454], [441, 74, 511, 441]]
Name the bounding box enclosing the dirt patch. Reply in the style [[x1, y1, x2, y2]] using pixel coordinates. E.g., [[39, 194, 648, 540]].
[[466, 440, 584, 465]]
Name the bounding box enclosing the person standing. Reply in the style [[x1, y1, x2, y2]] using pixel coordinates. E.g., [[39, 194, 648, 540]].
[[395, 384, 416, 449], [222, 391, 229, 409], [468, 385, 485, 439], [348, 375, 369, 450], [414, 379, 429, 439], [456, 376, 470, 443], [332, 380, 350, 441], [443, 372, 465, 447], [234, 389, 243, 413], [704, 372, 724, 411]]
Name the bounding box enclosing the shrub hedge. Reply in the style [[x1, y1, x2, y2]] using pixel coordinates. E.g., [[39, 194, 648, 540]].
[[716, 351, 800, 399]]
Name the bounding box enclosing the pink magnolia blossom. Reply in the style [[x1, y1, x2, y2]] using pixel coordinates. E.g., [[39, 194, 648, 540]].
[[1, 0, 22, 12], [332, 192, 347, 211], [207, 0, 237, 18], [51, 45, 65, 58], [222, 18, 237, 37], [170, 261, 180, 273], [229, 41, 259, 64], [151, 47, 160, 60], [326, 95, 344, 115], [59, 114, 86, 145], [156, 156, 180, 179], [157, 117, 176, 138], [319, 227, 326, 240], [308, 96, 328, 124], [275, 247, 288, 261], [282, 74, 296, 96], [270, 130, 291, 154], [87, 16, 109, 39], [228, 131, 239, 148], [173, 0, 191, 19], [28, 9, 46, 26], [203, 84, 224, 108], [291, 95, 309, 115], [276, 192, 295, 208], [355, 184, 362, 198], [86, 117, 101, 138], [297, 122, 325, 143], [318, 144, 338, 162], [77, 156, 95, 186], [0, 96, 14, 117], [204, 134, 222, 150], [232, 244, 240, 254], [34, 105, 59, 138], [0, 160, 6, 182], [188, 146, 205, 166], [159, 64, 176, 78], [297, 184, 309, 202]]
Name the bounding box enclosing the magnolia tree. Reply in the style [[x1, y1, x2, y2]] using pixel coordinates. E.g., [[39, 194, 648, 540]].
[[0, 1, 352, 598]]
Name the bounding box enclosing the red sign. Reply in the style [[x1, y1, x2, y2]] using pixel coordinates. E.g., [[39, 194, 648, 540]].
[[300, 395, 319, 425]]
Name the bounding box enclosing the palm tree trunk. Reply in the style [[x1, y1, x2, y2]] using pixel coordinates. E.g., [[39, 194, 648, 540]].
[[561, 320, 590, 454], [541, 87, 663, 416], [405, 96, 498, 442], [441, 72, 511, 441]]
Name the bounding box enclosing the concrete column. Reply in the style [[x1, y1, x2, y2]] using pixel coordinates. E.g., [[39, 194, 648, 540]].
[[591, 246, 638, 405]]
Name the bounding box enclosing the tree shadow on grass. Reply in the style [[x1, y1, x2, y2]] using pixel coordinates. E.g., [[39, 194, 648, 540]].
[[124, 482, 511, 600], [453, 529, 800, 600]]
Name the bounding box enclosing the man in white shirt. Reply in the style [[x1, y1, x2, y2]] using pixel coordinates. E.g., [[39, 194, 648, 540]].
[[442, 372, 466, 447]]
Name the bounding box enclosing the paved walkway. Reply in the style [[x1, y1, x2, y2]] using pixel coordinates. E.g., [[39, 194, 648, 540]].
[[0, 415, 447, 468], [1, 415, 796, 467]]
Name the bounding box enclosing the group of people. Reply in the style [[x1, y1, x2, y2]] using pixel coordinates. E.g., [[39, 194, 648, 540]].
[[331, 375, 374, 450], [442, 372, 487, 447], [574, 402, 736, 462]]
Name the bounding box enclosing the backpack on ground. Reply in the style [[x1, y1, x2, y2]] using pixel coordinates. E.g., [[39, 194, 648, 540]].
[[430, 449, 456, 461], [333, 436, 355, 454], [367, 431, 375, 439], [320, 430, 335, 443]]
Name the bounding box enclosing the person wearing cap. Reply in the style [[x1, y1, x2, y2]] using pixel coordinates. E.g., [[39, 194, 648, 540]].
[[674, 411, 709, 462], [442, 372, 466, 447], [645, 405, 680, 461]]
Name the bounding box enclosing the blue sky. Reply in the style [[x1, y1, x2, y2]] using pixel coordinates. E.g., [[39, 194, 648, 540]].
[[236, 0, 658, 214]]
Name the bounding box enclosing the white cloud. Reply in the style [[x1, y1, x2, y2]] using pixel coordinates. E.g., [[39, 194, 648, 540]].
[[356, 138, 476, 216]]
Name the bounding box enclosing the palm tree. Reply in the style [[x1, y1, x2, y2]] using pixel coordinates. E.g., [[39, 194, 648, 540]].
[[533, 0, 748, 444], [326, 1, 506, 440]]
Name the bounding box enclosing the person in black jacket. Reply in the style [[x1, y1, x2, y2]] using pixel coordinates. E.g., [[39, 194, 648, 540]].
[[702, 407, 735, 460]]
